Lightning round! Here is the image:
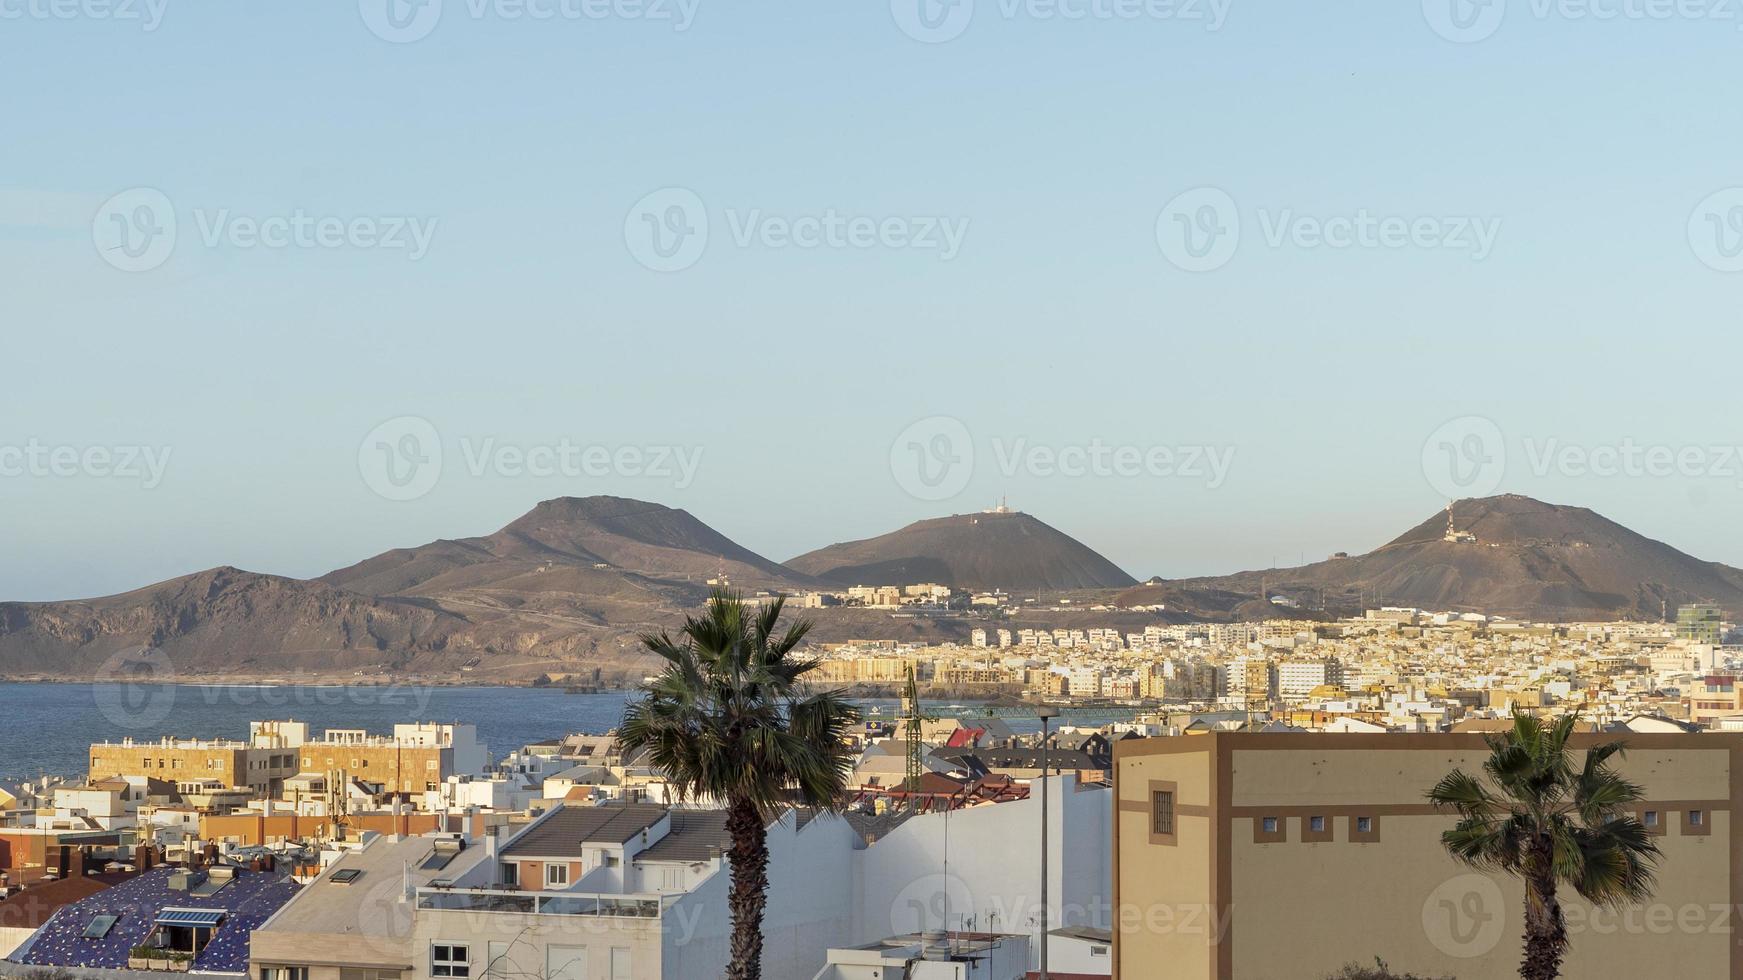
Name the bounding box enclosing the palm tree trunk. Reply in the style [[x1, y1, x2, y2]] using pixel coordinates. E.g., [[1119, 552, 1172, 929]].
[[1520, 858, 1568, 980], [725, 795, 769, 980]]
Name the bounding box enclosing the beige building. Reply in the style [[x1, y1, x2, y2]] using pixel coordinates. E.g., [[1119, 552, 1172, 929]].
[[91, 722, 486, 801], [1114, 732, 1743, 979]]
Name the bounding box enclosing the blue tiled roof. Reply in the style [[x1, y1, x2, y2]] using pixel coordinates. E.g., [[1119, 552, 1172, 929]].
[[10, 866, 300, 975]]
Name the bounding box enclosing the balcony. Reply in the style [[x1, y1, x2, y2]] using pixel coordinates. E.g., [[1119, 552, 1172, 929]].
[[415, 887, 663, 919]]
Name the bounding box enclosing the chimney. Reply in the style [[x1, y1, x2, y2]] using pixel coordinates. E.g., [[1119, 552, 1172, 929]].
[[55, 845, 70, 879], [71, 847, 87, 878]]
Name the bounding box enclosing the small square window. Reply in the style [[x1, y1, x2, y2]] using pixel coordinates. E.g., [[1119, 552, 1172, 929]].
[[1262, 817, 1279, 834], [1644, 811, 1660, 828], [1309, 816, 1326, 833], [1356, 816, 1373, 834], [1690, 810, 1705, 827], [546, 863, 569, 887]]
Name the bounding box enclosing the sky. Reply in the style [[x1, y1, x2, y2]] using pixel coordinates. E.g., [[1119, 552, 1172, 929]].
[[3, 0, 1742, 601]]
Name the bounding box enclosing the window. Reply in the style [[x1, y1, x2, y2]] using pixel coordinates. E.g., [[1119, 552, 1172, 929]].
[[501, 862, 519, 886], [1690, 810, 1705, 827], [545, 946, 586, 980], [1309, 816, 1326, 833], [1262, 817, 1278, 834], [1644, 810, 1660, 828], [546, 863, 570, 887], [1090, 945, 1109, 957], [432, 944, 470, 978], [1152, 790, 1174, 836], [1356, 816, 1373, 834], [83, 915, 119, 939], [263, 969, 309, 980], [487, 942, 511, 980]]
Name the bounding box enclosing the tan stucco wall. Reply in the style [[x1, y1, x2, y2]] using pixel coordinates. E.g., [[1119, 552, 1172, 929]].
[[1115, 747, 1215, 980], [1115, 733, 1743, 980]]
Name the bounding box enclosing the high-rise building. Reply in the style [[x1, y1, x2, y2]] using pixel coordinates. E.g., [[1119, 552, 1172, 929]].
[[1678, 603, 1724, 645]]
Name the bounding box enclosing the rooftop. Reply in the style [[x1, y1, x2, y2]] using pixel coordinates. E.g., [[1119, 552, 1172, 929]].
[[10, 864, 299, 975], [500, 803, 668, 857]]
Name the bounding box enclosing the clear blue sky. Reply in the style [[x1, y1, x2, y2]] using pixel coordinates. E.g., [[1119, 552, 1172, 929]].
[[4, 0, 1741, 601]]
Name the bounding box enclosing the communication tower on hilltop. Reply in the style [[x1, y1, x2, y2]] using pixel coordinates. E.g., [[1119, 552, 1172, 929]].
[[1443, 501, 1477, 544]]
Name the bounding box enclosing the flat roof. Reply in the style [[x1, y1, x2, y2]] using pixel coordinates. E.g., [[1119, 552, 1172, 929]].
[[255, 834, 490, 938], [501, 804, 667, 857]]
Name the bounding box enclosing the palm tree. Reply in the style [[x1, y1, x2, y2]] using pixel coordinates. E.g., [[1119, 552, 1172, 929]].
[[619, 589, 860, 980], [1427, 712, 1662, 980]]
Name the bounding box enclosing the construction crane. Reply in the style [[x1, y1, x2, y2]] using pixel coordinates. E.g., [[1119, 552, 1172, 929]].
[[901, 662, 938, 809]]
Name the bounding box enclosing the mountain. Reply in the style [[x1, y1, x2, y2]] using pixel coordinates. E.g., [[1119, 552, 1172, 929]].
[[323, 496, 808, 596], [786, 510, 1136, 592], [0, 497, 809, 682], [0, 566, 469, 678], [1125, 494, 1743, 621]]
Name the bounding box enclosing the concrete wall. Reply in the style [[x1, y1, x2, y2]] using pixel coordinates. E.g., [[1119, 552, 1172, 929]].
[[853, 776, 1112, 962], [663, 811, 858, 980], [1116, 732, 1743, 980]]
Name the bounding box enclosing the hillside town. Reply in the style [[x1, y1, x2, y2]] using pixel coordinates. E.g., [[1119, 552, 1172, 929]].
[[0, 602, 1740, 979]]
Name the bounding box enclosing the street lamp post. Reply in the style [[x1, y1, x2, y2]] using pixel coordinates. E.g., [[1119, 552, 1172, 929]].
[[1036, 704, 1060, 980]]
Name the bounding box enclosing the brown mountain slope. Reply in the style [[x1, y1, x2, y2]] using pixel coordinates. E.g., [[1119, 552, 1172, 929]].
[[0, 497, 808, 682], [787, 511, 1136, 591], [0, 566, 470, 677], [1125, 494, 1743, 621], [323, 496, 808, 596]]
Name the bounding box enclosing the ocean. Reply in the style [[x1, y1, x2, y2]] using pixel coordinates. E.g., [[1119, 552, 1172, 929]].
[[0, 682, 1025, 784]]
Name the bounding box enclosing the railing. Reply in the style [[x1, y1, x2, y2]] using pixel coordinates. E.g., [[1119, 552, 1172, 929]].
[[416, 888, 662, 919]]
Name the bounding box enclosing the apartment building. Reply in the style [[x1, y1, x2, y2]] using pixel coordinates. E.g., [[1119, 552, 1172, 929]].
[[90, 723, 487, 801], [1113, 732, 1743, 979]]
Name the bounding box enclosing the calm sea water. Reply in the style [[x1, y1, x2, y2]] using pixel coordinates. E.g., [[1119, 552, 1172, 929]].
[[0, 683, 984, 784], [0, 682, 638, 783]]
